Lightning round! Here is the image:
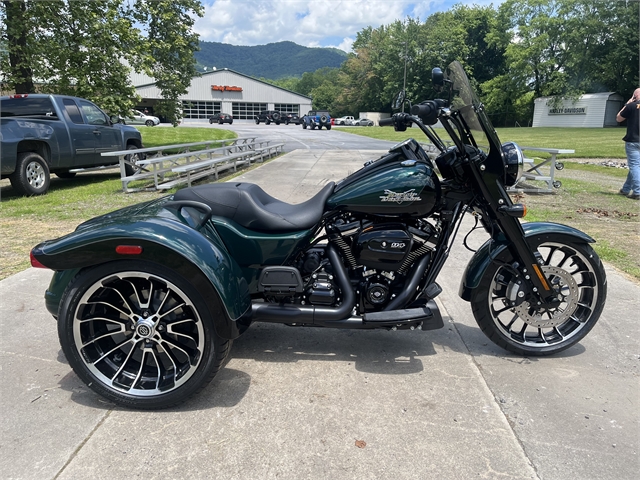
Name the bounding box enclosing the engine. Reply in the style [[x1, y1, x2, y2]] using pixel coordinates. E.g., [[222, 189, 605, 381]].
[[323, 216, 439, 313]]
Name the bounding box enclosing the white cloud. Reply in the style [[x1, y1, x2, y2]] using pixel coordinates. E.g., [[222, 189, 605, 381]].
[[195, 1, 433, 51], [194, 1, 507, 51]]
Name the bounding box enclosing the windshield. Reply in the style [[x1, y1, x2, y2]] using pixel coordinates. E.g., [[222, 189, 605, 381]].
[[444, 61, 501, 155]]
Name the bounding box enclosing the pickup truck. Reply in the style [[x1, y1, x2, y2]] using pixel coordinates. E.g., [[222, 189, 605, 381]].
[[334, 116, 355, 125], [1, 94, 144, 195]]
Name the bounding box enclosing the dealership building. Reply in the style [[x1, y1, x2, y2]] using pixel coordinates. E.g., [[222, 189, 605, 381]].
[[131, 68, 312, 120]]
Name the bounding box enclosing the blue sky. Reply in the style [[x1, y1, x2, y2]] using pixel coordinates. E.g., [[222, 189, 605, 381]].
[[194, 0, 505, 52]]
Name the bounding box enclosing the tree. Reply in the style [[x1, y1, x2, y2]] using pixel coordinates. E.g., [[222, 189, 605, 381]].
[[0, 0, 203, 125]]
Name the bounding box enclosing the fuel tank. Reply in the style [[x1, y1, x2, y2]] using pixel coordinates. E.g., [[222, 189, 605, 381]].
[[327, 152, 441, 217]]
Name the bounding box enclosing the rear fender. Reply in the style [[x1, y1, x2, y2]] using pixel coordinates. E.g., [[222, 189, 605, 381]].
[[459, 222, 595, 301], [33, 217, 251, 339]]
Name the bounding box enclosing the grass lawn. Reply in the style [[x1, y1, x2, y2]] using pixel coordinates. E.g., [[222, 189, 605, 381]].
[[139, 125, 236, 148], [337, 126, 627, 158]]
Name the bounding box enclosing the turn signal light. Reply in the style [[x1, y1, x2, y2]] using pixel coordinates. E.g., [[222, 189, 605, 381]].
[[498, 204, 527, 218], [115, 245, 143, 255]]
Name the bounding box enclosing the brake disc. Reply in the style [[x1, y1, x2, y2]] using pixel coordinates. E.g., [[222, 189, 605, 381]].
[[513, 265, 579, 328]]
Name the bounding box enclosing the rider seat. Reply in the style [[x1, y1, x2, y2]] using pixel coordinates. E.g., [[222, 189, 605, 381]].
[[172, 182, 336, 232]]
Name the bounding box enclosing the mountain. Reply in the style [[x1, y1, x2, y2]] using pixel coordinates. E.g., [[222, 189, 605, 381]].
[[195, 41, 348, 79]]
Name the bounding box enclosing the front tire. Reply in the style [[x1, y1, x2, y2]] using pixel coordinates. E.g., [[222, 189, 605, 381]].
[[470, 234, 606, 356], [145, 120, 154, 127], [9, 152, 50, 196], [57, 260, 232, 409]]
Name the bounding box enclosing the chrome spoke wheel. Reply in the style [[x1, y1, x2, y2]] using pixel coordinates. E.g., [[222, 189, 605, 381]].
[[489, 242, 598, 348], [472, 236, 606, 356], [73, 271, 204, 397]]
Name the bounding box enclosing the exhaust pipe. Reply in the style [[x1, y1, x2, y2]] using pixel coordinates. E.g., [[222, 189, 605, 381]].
[[251, 245, 355, 324], [251, 245, 443, 331]]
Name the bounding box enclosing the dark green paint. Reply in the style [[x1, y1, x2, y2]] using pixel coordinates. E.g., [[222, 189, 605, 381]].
[[34, 198, 252, 338], [327, 162, 440, 216]]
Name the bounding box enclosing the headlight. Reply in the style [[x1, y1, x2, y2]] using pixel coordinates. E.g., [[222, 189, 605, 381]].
[[501, 142, 524, 187]]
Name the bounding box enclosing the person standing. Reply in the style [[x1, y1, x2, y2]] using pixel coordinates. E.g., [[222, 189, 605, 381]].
[[617, 88, 640, 200]]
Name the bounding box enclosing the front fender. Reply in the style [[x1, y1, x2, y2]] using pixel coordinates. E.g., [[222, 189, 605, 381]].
[[458, 222, 595, 302], [33, 216, 251, 339]]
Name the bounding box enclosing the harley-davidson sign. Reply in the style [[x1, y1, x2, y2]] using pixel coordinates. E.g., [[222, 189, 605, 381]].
[[548, 106, 587, 115], [211, 85, 243, 92]]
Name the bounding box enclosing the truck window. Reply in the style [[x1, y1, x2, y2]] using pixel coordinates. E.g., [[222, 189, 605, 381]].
[[63, 99, 84, 124], [0, 97, 57, 118], [79, 99, 107, 125]]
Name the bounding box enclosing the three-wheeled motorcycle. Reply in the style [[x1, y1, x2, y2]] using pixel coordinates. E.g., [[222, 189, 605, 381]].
[[31, 61, 607, 409]]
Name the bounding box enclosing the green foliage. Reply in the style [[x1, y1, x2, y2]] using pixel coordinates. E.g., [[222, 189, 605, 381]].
[[0, 0, 203, 123], [313, 0, 638, 125]]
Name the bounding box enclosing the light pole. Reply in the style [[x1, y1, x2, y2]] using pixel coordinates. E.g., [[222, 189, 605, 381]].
[[402, 19, 408, 112]]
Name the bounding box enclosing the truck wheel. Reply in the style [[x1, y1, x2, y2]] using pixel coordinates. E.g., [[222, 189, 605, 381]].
[[302, 123, 307, 129], [124, 145, 143, 176], [10, 152, 50, 196], [255, 118, 260, 124], [326, 125, 332, 130]]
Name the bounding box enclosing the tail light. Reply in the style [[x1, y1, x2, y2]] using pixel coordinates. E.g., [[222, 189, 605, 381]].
[[30, 250, 49, 269]]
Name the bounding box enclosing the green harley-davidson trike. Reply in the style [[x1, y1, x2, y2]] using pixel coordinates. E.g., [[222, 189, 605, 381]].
[[31, 62, 607, 409]]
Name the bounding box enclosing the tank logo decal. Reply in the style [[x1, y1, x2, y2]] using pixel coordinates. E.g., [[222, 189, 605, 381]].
[[380, 189, 422, 204]]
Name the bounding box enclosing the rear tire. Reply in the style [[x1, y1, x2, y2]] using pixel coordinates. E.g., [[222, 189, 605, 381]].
[[57, 260, 232, 409], [9, 152, 50, 196], [471, 234, 606, 356]]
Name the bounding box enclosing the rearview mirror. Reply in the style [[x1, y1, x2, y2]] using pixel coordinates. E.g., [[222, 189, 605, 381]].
[[392, 90, 406, 110], [432, 68, 444, 87]]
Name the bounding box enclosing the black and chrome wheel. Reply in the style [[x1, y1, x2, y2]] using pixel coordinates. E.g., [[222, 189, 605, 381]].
[[58, 261, 231, 409], [471, 235, 606, 356], [145, 120, 155, 127]]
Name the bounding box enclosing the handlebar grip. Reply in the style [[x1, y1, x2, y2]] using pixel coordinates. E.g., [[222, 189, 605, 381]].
[[379, 117, 395, 127], [411, 102, 436, 118], [411, 101, 439, 125]]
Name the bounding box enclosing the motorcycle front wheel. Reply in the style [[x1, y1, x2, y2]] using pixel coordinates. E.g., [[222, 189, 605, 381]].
[[471, 234, 607, 356], [57, 260, 232, 409]]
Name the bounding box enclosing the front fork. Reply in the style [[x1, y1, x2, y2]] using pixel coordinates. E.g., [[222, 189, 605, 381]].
[[474, 195, 561, 310]]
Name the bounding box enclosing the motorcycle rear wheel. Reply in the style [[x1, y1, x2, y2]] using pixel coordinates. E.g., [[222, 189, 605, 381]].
[[57, 260, 231, 409], [471, 234, 606, 356]]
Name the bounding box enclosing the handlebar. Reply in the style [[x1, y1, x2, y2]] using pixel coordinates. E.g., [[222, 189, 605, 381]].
[[378, 116, 396, 127], [411, 101, 439, 125]]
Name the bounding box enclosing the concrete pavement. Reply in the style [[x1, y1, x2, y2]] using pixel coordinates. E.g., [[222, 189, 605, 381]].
[[1, 149, 638, 479]]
